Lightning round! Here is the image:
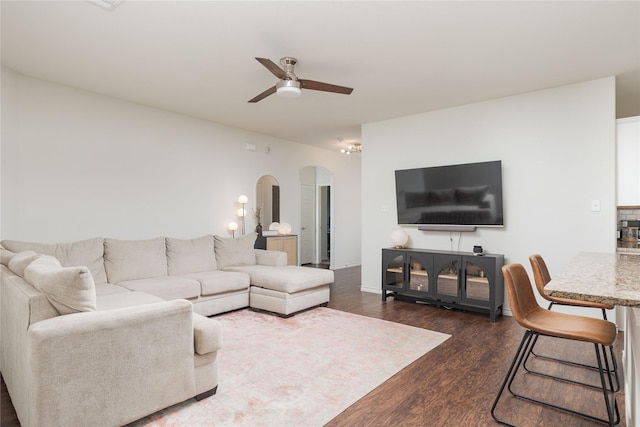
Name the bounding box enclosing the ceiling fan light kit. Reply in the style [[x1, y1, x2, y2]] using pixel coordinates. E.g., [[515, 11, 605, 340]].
[[276, 79, 301, 98], [249, 57, 353, 103]]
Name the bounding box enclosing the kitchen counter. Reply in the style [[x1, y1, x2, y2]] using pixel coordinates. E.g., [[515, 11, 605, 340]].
[[546, 252, 640, 425], [545, 252, 640, 307]]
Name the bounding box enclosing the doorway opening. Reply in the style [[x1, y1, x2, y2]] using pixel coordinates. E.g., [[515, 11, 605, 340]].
[[299, 166, 334, 269]]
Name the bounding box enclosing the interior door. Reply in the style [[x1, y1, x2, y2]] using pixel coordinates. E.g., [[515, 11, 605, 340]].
[[300, 184, 315, 264]]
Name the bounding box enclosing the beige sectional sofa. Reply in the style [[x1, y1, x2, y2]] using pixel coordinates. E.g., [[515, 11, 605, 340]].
[[0, 232, 333, 427]]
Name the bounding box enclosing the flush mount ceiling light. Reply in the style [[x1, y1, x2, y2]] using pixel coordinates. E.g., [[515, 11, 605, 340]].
[[340, 143, 362, 155], [87, 0, 125, 11]]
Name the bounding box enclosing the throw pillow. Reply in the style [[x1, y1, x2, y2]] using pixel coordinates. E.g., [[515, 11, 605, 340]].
[[7, 251, 40, 277], [1, 248, 16, 267], [24, 256, 96, 315], [214, 233, 257, 269], [166, 235, 217, 275]]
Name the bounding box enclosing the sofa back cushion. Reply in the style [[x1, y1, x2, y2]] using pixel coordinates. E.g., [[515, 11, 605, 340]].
[[214, 233, 257, 269], [1, 238, 108, 284], [166, 235, 217, 275], [23, 256, 96, 315], [104, 237, 167, 283]]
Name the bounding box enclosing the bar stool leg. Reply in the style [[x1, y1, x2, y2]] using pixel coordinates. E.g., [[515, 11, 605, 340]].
[[492, 331, 619, 426]]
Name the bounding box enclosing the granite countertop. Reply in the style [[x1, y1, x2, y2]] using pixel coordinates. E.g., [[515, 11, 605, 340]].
[[545, 252, 640, 307]]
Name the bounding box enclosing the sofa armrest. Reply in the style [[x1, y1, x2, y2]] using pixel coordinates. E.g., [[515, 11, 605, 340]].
[[27, 300, 196, 427], [255, 249, 287, 267], [193, 313, 223, 355]]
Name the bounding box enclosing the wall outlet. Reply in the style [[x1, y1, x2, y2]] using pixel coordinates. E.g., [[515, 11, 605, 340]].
[[245, 143, 256, 151], [380, 205, 389, 213], [591, 199, 601, 212]]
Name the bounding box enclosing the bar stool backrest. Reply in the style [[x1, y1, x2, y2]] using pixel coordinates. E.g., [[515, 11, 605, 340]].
[[502, 263, 542, 327], [529, 254, 552, 302]]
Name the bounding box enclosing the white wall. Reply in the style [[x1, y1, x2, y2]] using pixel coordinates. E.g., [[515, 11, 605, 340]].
[[361, 78, 617, 315], [0, 68, 361, 268]]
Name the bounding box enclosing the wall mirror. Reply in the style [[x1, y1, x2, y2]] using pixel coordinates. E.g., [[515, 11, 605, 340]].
[[256, 175, 280, 227]]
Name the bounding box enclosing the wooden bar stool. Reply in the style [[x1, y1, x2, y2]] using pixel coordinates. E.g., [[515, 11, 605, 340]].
[[491, 263, 619, 426], [528, 254, 619, 391]]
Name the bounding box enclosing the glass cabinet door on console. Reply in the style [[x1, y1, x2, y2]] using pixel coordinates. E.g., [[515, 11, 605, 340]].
[[434, 254, 461, 300], [406, 252, 432, 296], [382, 250, 432, 300], [463, 258, 493, 303], [382, 250, 405, 295]]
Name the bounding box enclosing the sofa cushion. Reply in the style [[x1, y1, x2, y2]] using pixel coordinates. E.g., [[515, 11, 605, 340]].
[[104, 237, 167, 283], [214, 233, 257, 269], [7, 251, 40, 277], [23, 256, 96, 315], [94, 283, 132, 296], [226, 265, 334, 293], [166, 235, 217, 275], [117, 276, 201, 301], [181, 270, 250, 296], [192, 313, 223, 355], [2, 237, 108, 284], [96, 291, 165, 311]]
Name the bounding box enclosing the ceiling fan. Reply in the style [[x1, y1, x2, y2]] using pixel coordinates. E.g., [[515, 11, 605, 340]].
[[248, 57, 353, 103]]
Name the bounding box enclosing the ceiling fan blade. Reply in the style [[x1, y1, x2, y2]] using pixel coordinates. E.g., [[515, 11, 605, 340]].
[[248, 86, 277, 103], [255, 57, 287, 80], [300, 79, 353, 95]]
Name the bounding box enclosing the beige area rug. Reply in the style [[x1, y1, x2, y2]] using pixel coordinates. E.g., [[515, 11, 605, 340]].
[[131, 307, 450, 427]]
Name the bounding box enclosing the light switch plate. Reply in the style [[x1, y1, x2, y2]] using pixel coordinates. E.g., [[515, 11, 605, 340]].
[[591, 199, 601, 212]]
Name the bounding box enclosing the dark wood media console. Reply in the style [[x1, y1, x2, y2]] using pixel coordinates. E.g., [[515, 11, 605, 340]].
[[382, 248, 504, 321]]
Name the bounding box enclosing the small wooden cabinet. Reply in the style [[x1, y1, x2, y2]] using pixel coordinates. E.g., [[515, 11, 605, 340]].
[[382, 248, 504, 321], [255, 235, 298, 266]]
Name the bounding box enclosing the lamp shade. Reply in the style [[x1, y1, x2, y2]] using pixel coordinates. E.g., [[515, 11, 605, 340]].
[[391, 229, 409, 248], [278, 222, 292, 235], [237, 208, 246, 217], [269, 222, 280, 231], [228, 222, 238, 231], [238, 194, 248, 204]]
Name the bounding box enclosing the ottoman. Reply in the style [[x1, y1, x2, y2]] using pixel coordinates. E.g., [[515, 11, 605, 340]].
[[224, 265, 333, 317]]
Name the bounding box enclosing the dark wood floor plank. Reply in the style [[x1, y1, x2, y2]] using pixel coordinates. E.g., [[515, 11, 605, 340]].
[[1, 265, 625, 426]]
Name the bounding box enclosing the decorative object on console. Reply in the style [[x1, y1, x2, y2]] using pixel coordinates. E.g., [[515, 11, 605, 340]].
[[473, 245, 484, 256], [237, 194, 248, 235], [278, 222, 292, 235], [227, 222, 238, 238], [390, 229, 409, 248]]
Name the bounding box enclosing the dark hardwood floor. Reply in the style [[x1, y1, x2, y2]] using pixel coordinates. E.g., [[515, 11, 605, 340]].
[[1, 265, 625, 426]]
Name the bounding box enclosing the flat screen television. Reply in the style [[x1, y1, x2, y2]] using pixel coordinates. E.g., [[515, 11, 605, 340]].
[[395, 160, 504, 228]]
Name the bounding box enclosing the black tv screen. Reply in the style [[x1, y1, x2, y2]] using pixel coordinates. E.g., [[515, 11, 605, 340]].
[[395, 160, 504, 227]]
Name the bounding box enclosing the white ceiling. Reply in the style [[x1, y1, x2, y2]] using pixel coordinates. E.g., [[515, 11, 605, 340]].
[[2, 1, 639, 152]]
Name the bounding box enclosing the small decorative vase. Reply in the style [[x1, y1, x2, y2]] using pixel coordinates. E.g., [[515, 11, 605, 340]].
[[256, 223, 263, 237]]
